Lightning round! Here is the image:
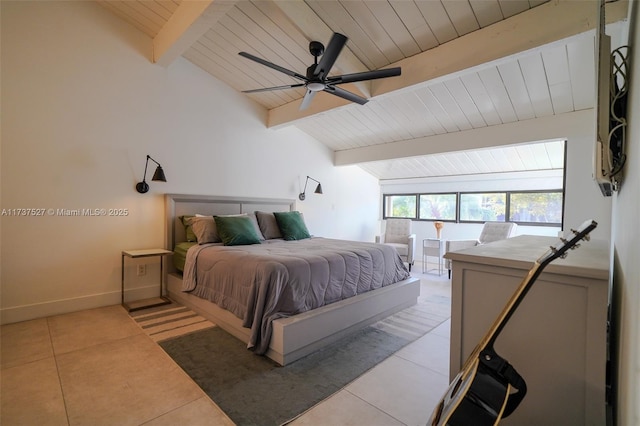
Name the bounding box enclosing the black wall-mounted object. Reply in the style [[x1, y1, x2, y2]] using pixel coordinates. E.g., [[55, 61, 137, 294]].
[[299, 176, 323, 201], [136, 155, 166, 194]]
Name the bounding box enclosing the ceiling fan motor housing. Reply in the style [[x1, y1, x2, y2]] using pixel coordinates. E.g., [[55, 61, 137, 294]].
[[309, 41, 324, 58]]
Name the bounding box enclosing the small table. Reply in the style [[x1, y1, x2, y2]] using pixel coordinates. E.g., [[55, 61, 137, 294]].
[[121, 248, 172, 312], [422, 238, 445, 275]]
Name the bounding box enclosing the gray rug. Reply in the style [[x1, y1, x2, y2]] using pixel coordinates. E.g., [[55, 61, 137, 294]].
[[161, 325, 411, 425], [158, 287, 450, 426]]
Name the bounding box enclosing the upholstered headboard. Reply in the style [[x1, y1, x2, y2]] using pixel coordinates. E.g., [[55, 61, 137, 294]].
[[164, 194, 295, 250]]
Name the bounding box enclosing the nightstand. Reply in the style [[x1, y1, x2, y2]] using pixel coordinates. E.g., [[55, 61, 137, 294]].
[[422, 238, 444, 275], [121, 248, 172, 312]]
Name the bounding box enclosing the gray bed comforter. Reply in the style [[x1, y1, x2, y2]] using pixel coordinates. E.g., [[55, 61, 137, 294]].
[[182, 237, 410, 354]]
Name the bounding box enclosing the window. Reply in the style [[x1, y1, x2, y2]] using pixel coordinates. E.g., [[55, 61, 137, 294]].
[[383, 190, 563, 227], [508, 191, 563, 224], [383, 194, 416, 218], [459, 193, 507, 222], [419, 193, 457, 221]]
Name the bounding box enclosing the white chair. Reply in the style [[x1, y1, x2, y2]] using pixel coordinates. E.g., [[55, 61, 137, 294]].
[[376, 218, 416, 271], [445, 222, 518, 278]]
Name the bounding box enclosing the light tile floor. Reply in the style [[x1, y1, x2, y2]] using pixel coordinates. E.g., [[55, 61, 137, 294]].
[[0, 264, 450, 425], [292, 267, 451, 426]]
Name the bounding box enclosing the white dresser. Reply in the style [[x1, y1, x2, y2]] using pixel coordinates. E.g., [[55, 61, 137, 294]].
[[446, 235, 609, 426]]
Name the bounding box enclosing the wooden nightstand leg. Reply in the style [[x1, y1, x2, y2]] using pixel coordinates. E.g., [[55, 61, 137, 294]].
[[121, 254, 125, 306], [159, 255, 164, 298]]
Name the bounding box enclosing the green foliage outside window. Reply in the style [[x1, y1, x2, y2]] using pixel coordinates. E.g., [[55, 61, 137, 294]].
[[460, 193, 506, 221], [509, 192, 563, 223], [385, 195, 416, 218], [383, 190, 563, 226], [419, 194, 456, 220]]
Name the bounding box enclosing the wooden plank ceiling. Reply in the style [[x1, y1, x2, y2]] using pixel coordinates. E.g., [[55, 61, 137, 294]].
[[97, 0, 628, 180]]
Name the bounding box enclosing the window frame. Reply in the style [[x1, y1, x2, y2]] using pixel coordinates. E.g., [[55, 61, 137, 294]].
[[417, 192, 458, 222], [458, 191, 507, 224], [506, 189, 564, 226], [382, 193, 418, 219], [382, 189, 564, 228]]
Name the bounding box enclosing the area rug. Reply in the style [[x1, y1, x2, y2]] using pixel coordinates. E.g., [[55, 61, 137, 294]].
[[157, 279, 450, 426]]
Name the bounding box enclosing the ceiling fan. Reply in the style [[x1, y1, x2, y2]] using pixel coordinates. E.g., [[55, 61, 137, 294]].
[[238, 32, 401, 111]]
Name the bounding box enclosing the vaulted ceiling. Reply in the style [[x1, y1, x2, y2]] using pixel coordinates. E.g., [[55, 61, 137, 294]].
[[98, 0, 628, 180]]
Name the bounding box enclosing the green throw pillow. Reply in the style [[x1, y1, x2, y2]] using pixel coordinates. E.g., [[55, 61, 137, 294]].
[[273, 211, 311, 241], [180, 215, 197, 242], [214, 215, 262, 246]]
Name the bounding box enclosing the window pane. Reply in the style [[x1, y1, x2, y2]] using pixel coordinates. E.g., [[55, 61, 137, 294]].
[[509, 192, 563, 223], [460, 193, 506, 221], [384, 195, 416, 218], [419, 193, 457, 220]]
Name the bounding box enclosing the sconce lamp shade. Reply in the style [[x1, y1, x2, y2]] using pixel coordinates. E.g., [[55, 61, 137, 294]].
[[136, 155, 167, 194], [152, 166, 166, 182], [299, 176, 323, 201]]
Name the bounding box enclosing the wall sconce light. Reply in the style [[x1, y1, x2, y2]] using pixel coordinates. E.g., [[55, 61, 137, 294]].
[[299, 176, 323, 201], [136, 155, 167, 194]]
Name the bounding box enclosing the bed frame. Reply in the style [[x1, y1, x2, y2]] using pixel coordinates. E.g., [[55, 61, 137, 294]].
[[164, 193, 420, 366]]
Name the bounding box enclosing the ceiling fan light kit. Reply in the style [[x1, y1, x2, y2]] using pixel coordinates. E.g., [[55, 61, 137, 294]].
[[306, 82, 325, 92], [239, 32, 401, 111]]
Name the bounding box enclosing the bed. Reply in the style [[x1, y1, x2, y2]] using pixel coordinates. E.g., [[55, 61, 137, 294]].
[[164, 194, 420, 365]]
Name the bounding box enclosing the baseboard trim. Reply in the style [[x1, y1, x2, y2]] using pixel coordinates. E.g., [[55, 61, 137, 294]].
[[1, 285, 161, 324]]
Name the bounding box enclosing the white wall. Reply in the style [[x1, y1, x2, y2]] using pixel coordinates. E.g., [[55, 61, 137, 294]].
[[611, 0, 640, 423], [0, 1, 379, 323]]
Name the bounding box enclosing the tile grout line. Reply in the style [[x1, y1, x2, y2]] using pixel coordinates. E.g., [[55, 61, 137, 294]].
[[345, 389, 411, 426], [46, 316, 71, 426], [326, 311, 451, 426]]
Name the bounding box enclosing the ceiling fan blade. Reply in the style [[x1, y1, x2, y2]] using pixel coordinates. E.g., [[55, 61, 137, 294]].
[[299, 90, 317, 111], [238, 52, 307, 81], [327, 67, 402, 85], [323, 86, 368, 105], [313, 33, 347, 79], [242, 83, 305, 94]]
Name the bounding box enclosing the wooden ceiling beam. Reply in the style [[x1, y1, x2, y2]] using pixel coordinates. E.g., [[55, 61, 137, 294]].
[[267, 0, 628, 128], [334, 110, 593, 166], [153, 0, 236, 66]]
